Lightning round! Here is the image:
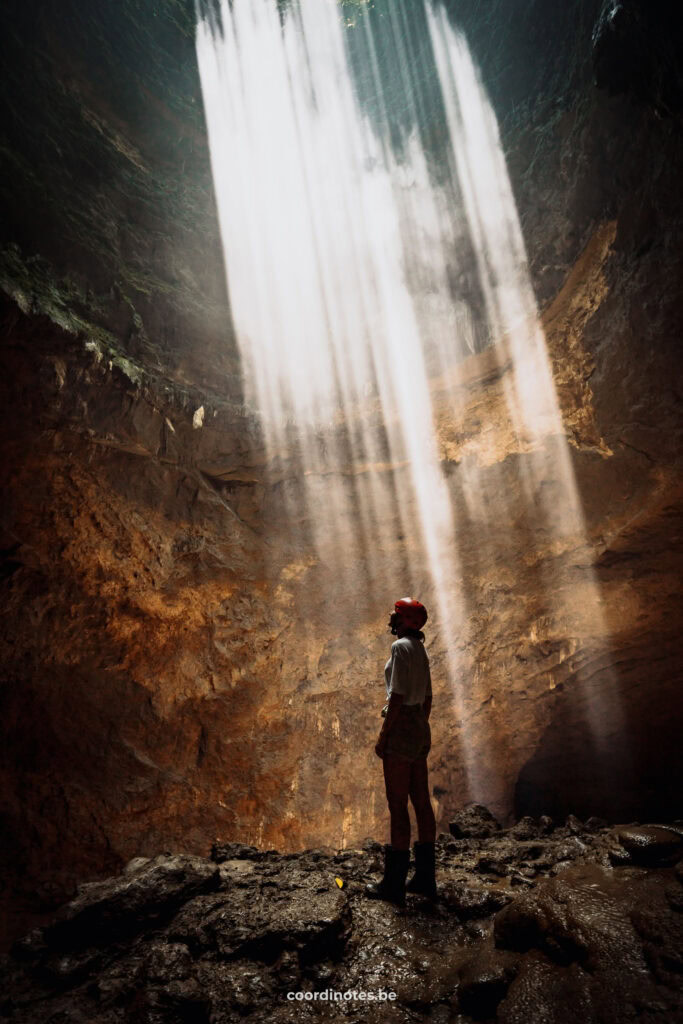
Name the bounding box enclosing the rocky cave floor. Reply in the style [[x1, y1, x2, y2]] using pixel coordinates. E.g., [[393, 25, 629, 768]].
[[2, 807, 683, 1024]]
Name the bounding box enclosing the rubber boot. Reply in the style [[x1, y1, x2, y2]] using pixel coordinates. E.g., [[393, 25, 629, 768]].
[[365, 845, 410, 906], [406, 841, 437, 900]]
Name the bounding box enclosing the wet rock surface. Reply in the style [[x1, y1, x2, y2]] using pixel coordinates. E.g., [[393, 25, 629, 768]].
[[617, 825, 683, 865], [2, 816, 683, 1023], [449, 805, 502, 840]]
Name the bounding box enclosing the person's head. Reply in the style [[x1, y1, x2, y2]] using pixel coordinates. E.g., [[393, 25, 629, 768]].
[[389, 597, 428, 638]]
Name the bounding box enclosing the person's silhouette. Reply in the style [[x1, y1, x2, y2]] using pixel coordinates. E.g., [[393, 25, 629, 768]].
[[366, 598, 437, 905]]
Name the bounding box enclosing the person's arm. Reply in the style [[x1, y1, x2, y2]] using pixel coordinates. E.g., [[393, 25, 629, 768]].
[[376, 643, 408, 757], [423, 662, 433, 721], [375, 691, 404, 757]]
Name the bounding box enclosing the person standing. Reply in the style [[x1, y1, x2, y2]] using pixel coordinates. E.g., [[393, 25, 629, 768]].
[[366, 597, 437, 906]]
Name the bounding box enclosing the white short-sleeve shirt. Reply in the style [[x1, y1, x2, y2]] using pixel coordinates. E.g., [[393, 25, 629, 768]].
[[384, 636, 432, 705]]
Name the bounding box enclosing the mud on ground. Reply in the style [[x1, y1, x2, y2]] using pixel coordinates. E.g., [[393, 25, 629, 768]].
[[2, 807, 682, 1023]]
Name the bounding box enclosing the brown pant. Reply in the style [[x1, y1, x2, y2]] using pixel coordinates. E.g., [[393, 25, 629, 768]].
[[383, 749, 436, 850], [384, 704, 431, 760]]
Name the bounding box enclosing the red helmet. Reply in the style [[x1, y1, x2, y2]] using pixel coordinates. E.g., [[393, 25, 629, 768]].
[[394, 597, 428, 630]]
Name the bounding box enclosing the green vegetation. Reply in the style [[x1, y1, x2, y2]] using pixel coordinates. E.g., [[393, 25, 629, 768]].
[[0, 244, 146, 386]]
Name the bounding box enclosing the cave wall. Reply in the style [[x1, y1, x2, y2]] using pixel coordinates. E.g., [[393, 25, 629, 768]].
[[1, 0, 682, 941], [0, 0, 237, 388]]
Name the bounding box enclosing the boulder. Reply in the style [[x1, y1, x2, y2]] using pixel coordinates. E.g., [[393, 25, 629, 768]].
[[211, 842, 265, 863], [458, 949, 520, 1019], [449, 804, 502, 839], [617, 826, 683, 865], [443, 883, 511, 920], [41, 855, 220, 951], [508, 816, 542, 840], [167, 870, 350, 966]]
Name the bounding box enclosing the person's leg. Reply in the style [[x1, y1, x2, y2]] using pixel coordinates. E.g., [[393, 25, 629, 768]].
[[366, 754, 411, 903], [383, 754, 412, 850], [406, 757, 438, 899], [408, 757, 436, 843]]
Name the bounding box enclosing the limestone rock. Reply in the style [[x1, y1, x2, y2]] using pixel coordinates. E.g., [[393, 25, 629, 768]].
[[449, 805, 502, 840], [458, 949, 520, 1020], [443, 883, 511, 920], [617, 826, 683, 865], [41, 855, 220, 951]]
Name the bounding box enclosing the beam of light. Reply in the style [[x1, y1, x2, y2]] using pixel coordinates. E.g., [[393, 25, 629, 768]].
[[196, 0, 624, 830], [426, 6, 625, 808], [195, 0, 468, 765]]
